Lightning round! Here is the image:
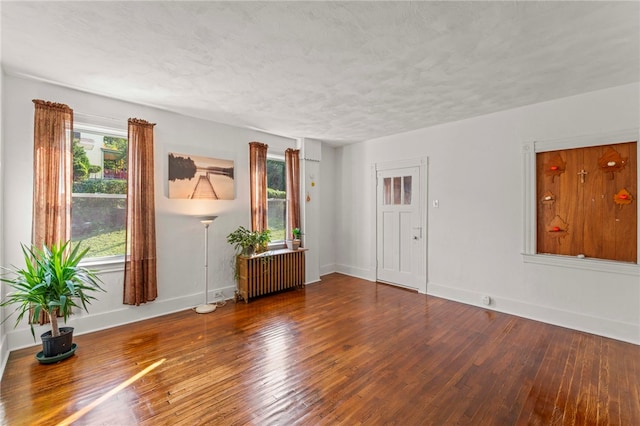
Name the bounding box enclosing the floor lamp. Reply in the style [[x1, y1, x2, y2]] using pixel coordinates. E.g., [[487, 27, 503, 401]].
[[196, 216, 217, 314]]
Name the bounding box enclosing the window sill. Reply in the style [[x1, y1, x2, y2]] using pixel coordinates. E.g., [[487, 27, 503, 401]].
[[238, 247, 308, 259], [522, 253, 639, 276], [81, 256, 125, 274]]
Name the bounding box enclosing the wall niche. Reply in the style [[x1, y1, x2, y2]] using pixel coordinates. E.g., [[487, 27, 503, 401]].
[[536, 141, 637, 262]]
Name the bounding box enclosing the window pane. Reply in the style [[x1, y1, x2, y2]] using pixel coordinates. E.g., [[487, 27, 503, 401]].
[[71, 194, 127, 257], [383, 178, 391, 205], [403, 176, 412, 205], [393, 177, 401, 205], [72, 128, 127, 259], [267, 158, 286, 241]]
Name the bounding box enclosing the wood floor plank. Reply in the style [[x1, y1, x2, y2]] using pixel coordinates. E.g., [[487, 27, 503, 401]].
[[1, 273, 639, 425]]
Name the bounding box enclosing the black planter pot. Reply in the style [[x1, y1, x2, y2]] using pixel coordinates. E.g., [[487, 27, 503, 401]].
[[40, 327, 74, 358]]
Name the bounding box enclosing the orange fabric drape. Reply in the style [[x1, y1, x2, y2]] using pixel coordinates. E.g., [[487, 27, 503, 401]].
[[249, 142, 269, 232], [285, 148, 300, 240], [123, 118, 158, 305], [31, 99, 73, 249], [31, 99, 74, 324]]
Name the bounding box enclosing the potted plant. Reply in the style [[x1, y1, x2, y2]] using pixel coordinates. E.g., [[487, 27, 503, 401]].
[[0, 241, 104, 362], [255, 228, 271, 254], [286, 228, 301, 250], [227, 227, 272, 294], [226, 226, 271, 256]]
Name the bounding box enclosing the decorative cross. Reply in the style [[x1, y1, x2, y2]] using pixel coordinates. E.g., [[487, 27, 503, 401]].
[[577, 169, 588, 184]]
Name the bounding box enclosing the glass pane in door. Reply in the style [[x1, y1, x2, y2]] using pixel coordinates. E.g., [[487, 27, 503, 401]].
[[403, 176, 412, 205], [383, 178, 391, 205], [393, 177, 401, 205]]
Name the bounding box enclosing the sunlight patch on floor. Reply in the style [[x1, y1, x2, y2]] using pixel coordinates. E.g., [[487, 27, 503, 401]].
[[55, 358, 166, 426]]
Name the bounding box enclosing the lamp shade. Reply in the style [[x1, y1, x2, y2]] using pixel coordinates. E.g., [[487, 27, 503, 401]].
[[199, 215, 217, 225]]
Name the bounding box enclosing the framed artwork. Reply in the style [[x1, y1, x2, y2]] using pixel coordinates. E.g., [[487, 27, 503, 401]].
[[168, 152, 235, 199]]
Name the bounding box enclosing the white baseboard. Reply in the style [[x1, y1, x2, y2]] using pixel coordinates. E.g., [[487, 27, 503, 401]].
[[427, 281, 640, 345], [319, 263, 336, 276], [334, 264, 376, 282], [5, 285, 238, 352]]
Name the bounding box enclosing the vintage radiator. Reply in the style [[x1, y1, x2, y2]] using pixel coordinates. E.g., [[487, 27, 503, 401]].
[[235, 248, 306, 303]]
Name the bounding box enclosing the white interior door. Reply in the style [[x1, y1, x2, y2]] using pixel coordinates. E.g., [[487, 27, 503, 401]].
[[376, 166, 422, 289]]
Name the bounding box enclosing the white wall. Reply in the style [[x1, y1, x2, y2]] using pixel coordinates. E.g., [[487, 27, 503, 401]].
[[1, 74, 306, 350], [299, 138, 322, 284], [0, 67, 8, 372], [319, 143, 336, 276], [335, 82, 640, 344]]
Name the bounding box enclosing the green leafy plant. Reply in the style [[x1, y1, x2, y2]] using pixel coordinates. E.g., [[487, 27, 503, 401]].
[[0, 241, 104, 340], [226, 226, 271, 256], [256, 229, 271, 252], [292, 228, 301, 240], [72, 178, 127, 194], [267, 187, 286, 199]]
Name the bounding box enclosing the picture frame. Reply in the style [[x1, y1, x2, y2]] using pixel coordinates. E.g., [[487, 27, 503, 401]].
[[168, 152, 235, 200]]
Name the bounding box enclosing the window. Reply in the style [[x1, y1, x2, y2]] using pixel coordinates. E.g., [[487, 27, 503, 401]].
[[71, 124, 128, 260], [266, 156, 286, 242]]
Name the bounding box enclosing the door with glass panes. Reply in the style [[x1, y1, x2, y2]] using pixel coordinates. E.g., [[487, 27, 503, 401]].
[[376, 166, 422, 289]]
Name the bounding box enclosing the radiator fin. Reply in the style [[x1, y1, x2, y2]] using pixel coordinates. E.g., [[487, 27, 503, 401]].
[[237, 249, 305, 302]]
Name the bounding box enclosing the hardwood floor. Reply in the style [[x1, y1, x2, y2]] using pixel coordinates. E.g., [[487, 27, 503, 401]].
[[1, 273, 638, 425]]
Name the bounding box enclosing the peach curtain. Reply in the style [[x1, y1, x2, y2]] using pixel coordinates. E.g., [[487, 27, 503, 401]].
[[31, 100, 74, 324], [31, 99, 73, 249], [123, 118, 158, 305], [249, 142, 269, 232], [285, 148, 301, 239]]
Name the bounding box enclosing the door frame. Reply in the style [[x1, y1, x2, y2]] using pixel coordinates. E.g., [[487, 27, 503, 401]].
[[372, 157, 428, 294]]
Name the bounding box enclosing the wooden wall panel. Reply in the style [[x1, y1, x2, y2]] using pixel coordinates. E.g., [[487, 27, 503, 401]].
[[536, 141, 637, 262], [536, 151, 555, 255], [564, 147, 583, 256], [596, 144, 617, 258], [611, 142, 637, 262]]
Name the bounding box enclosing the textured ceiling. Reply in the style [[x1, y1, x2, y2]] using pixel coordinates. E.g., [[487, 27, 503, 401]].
[[2, 1, 639, 145]]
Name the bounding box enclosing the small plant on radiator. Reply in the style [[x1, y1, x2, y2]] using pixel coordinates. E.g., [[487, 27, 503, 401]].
[[287, 228, 301, 251]]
